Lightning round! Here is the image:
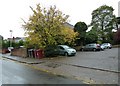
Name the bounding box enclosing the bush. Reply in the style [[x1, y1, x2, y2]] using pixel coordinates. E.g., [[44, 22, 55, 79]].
[[44, 45, 59, 57]]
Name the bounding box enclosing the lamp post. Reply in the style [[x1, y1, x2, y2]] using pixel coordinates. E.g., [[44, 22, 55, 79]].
[[9, 30, 13, 47], [9, 30, 13, 54]]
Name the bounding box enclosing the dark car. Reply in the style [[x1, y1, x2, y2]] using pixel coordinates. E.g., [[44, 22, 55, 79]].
[[80, 43, 101, 51], [44, 45, 59, 57]]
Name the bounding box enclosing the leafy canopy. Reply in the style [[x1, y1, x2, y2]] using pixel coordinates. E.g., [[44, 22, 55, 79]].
[[91, 5, 117, 42], [74, 21, 88, 45], [23, 4, 77, 48], [85, 27, 98, 44]]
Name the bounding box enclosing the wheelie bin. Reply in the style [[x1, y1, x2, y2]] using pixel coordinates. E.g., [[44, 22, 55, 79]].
[[36, 49, 44, 59]]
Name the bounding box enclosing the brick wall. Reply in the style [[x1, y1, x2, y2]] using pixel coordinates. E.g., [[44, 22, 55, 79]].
[[11, 48, 27, 58], [0, 49, 2, 53], [0, 49, 10, 54]]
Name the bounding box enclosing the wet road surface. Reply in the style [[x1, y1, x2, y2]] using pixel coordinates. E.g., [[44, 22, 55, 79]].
[[1, 57, 83, 84]]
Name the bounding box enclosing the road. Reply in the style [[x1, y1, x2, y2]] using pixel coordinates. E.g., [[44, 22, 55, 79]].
[[1, 57, 83, 84], [0, 48, 119, 84]]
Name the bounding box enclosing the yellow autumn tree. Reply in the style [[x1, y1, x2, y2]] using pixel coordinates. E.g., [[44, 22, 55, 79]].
[[23, 4, 77, 48], [61, 26, 78, 46]]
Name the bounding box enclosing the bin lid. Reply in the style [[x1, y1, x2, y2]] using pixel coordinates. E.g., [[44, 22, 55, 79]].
[[36, 49, 43, 51], [28, 49, 34, 51]]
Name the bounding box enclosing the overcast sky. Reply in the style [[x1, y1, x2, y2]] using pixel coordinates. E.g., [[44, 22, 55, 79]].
[[0, 0, 119, 39]]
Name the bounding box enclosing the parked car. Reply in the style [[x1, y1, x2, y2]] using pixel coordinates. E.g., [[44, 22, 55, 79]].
[[100, 44, 106, 50], [44, 45, 76, 57], [58, 45, 76, 56], [101, 43, 112, 49], [80, 43, 101, 51]]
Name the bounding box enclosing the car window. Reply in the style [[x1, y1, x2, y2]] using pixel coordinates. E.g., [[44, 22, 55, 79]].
[[89, 44, 92, 46], [59, 46, 64, 50], [104, 43, 108, 45], [62, 45, 70, 49], [85, 44, 89, 47], [90, 44, 93, 46], [90, 44, 95, 46]]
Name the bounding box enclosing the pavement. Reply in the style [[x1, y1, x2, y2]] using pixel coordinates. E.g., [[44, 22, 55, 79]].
[[2, 58, 84, 84], [1, 53, 44, 64], [0, 49, 119, 84]]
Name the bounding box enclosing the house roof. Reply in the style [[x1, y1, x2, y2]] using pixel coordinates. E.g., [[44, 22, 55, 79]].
[[64, 22, 74, 29]]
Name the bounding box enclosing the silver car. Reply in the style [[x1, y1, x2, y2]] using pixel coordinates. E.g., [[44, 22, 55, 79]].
[[58, 45, 76, 56], [81, 43, 101, 51], [101, 43, 112, 49], [100, 44, 106, 50]]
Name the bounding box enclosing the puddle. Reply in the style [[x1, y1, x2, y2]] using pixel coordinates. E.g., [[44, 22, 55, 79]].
[[56, 75, 67, 78], [108, 56, 116, 59], [28, 61, 45, 64], [45, 63, 61, 68]]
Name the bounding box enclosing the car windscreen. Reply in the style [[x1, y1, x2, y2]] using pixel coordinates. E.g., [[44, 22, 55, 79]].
[[61, 45, 70, 49]]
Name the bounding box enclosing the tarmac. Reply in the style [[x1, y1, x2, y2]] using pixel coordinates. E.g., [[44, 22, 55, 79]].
[[0, 53, 119, 84]]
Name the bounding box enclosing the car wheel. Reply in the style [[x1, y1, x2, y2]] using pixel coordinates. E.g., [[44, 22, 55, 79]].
[[93, 48, 96, 51], [81, 48, 84, 51], [64, 52, 68, 56], [100, 48, 103, 51]]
